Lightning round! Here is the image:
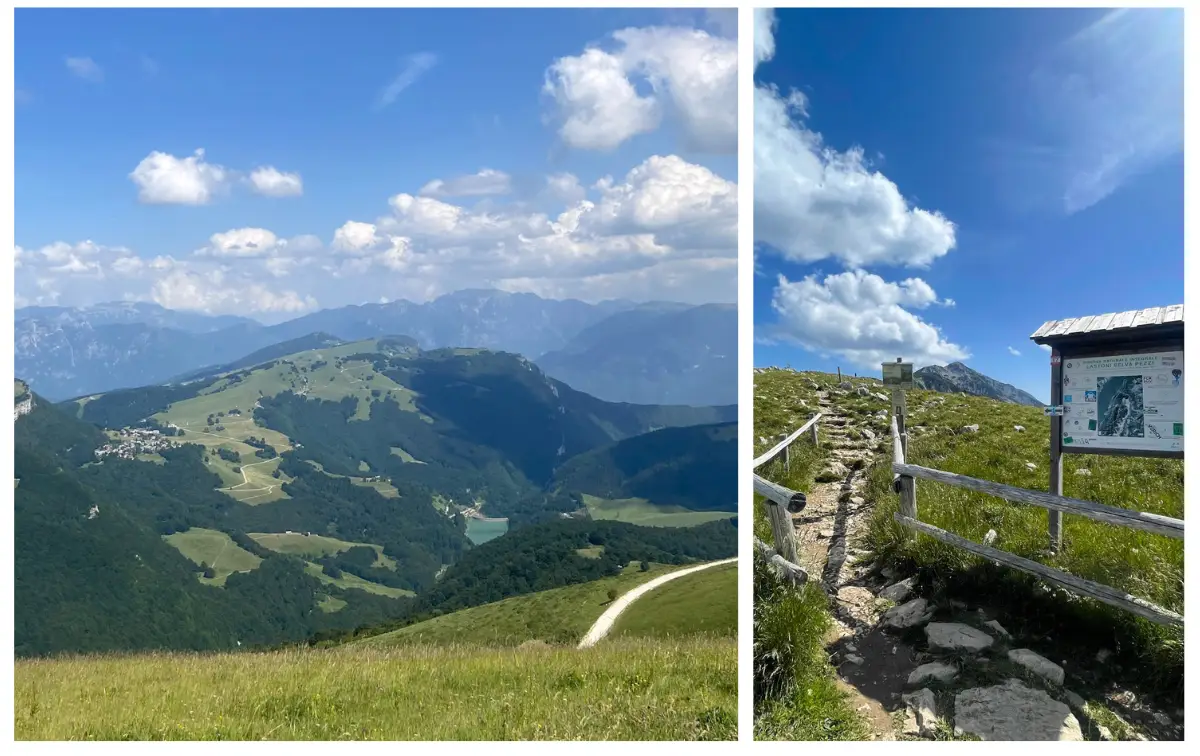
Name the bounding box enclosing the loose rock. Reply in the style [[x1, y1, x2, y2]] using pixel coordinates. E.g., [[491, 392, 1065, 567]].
[[1062, 691, 1086, 712], [860, 427, 877, 441], [856, 386, 870, 396], [1025, 462, 1037, 471], [983, 619, 1010, 638], [839, 381, 853, 390], [880, 598, 934, 629], [925, 622, 994, 652], [1014, 425, 1026, 432], [954, 679, 1083, 741], [1008, 649, 1065, 686], [908, 661, 958, 686], [903, 688, 940, 738], [844, 654, 865, 665], [879, 577, 915, 603], [1076, 468, 1092, 476], [960, 424, 980, 434], [983, 529, 997, 546]]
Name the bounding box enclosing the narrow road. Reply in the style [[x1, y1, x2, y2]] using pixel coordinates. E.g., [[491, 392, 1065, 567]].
[[577, 557, 737, 649]]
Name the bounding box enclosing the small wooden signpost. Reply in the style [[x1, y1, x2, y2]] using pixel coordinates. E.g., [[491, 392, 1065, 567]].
[[883, 358, 915, 518]]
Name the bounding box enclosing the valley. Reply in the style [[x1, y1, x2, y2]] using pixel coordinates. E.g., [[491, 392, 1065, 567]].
[[15, 328, 737, 665]]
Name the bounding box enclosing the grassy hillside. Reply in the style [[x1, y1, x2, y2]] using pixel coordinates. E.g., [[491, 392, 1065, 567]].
[[14, 639, 737, 740], [361, 562, 680, 647], [163, 528, 263, 586], [862, 389, 1183, 691], [611, 562, 737, 640]]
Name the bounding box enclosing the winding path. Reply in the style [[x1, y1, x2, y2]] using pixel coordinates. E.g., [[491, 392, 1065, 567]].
[[577, 557, 737, 649]]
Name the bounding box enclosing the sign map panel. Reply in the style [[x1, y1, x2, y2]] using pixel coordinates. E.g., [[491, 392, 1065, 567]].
[[1060, 350, 1183, 453]]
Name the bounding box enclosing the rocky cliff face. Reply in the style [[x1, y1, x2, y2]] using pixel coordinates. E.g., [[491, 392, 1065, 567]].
[[914, 362, 1043, 407]]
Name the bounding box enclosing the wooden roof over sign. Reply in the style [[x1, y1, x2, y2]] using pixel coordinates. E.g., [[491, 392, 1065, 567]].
[[1030, 305, 1183, 344]]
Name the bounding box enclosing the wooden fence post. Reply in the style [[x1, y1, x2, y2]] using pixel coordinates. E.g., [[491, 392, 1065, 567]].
[[784, 444, 791, 474], [837, 366, 842, 382], [810, 418, 819, 447], [765, 502, 800, 566]]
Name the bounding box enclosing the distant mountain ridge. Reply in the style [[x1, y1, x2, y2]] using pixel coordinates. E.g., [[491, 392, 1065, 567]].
[[15, 291, 732, 403], [914, 362, 1043, 407]]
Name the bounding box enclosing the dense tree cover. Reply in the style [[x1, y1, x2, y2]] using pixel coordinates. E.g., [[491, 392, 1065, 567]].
[[14, 420, 415, 656], [15, 391, 106, 467], [72, 379, 218, 428], [314, 546, 412, 591], [342, 517, 737, 643], [551, 422, 737, 512], [216, 447, 241, 463]]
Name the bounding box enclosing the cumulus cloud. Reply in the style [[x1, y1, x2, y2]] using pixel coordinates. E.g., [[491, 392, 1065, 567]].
[[419, 169, 512, 197], [247, 166, 303, 197], [544, 25, 736, 153], [65, 56, 103, 82], [755, 87, 957, 268], [129, 150, 304, 204], [22, 153, 736, 315], [1039, 343, 1053, 352], [1008, 346, 1022, 357], [769, 270, 967, 369], [129, 149, 230, 205]]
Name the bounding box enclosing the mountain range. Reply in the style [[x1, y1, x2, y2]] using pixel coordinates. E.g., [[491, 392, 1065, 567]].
[[14, 335, 736, 656], [914, 362, 1043, 407], [15, 291, 735, 406]]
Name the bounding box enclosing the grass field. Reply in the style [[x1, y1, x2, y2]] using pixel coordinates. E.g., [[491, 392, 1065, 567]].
[[14, 639, 736, 740], [582, 494, 736, 528], [862, 390, 1184, 692], [150, 339, 424, 503], [611, 562, 737, 640], [302, 563, 414, 599], [162, 528, 262, 586], [360, 563, 680, 647], [249, 532, 396, 570], [465, 518, 509, 544]]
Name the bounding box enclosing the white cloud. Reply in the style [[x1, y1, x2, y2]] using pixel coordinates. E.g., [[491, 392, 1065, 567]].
[[544, 25, 736, 153], [544, 173, 586, 204], [419, 169, 512, 197], [200, 228, 281, 258], [544, 47, 660, 151], [755, 86, 957, 268], [65, 56, 103, 82], [20, 154, 737, 315], [129, 149, 229, 205], [374, 52, 438, 110], [1026, 9, 1183, 213], [769, 270, 967, 369], [754, 8, 777, 66], [247, 166, 303, 197], [1039, 343, 1053, 352], [1008, 346, 1022, 357]]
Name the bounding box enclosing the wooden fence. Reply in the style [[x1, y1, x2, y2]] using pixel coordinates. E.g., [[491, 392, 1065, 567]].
[[890, 415, 1184, 627], [752, 413, 822, 586]]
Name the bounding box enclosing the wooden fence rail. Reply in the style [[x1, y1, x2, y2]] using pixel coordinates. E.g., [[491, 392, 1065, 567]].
[[890, 412, 1183, 627], [752, 413, 822, 585]]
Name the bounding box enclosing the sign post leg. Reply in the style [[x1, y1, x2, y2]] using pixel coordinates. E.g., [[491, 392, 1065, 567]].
[[1049, 349, 1064, 552]]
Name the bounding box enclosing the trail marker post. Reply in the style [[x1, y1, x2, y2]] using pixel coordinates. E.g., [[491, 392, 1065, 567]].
[[883, 358, 916, 520]]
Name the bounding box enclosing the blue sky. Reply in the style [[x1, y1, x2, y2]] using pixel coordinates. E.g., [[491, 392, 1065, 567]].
[[753, 8, 1183, 402], [15, 7, 736, 322]]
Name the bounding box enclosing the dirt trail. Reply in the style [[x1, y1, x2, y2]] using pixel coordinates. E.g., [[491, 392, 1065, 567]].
[[577, 558, 737, 649], [789, 386, 906, 739]]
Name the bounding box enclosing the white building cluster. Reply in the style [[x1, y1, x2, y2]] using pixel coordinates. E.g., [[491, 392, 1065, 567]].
[[94, 427, 177, 461]]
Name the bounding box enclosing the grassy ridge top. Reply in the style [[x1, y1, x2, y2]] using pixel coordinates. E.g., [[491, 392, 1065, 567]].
[[612, 562, 737, 640], [15, 639, 736, 740], [359, 562, 684, 647]]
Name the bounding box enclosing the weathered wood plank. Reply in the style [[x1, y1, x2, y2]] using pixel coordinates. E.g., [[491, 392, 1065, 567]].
[[1030, 320, 1057, 339], [753, 474, 807, 513], [894, 514, 1182, 627], [753, 413, 823, 469], [754, 537, 808, 586], [762, 498, 800, 565], [893, 463, 1183, 540], [1162, 304, 1184, 324], [1049, 318, 1077, 337], [1110, 310, 1137, 330], [1089, 312, 1117, 331], [1065, 315, 1095, 334], [1133, 307, 1162, 328]]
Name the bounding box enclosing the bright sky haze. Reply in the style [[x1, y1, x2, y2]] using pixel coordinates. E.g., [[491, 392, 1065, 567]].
[[753, 7, 1183, 402], [15, 7, 737, 322]]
